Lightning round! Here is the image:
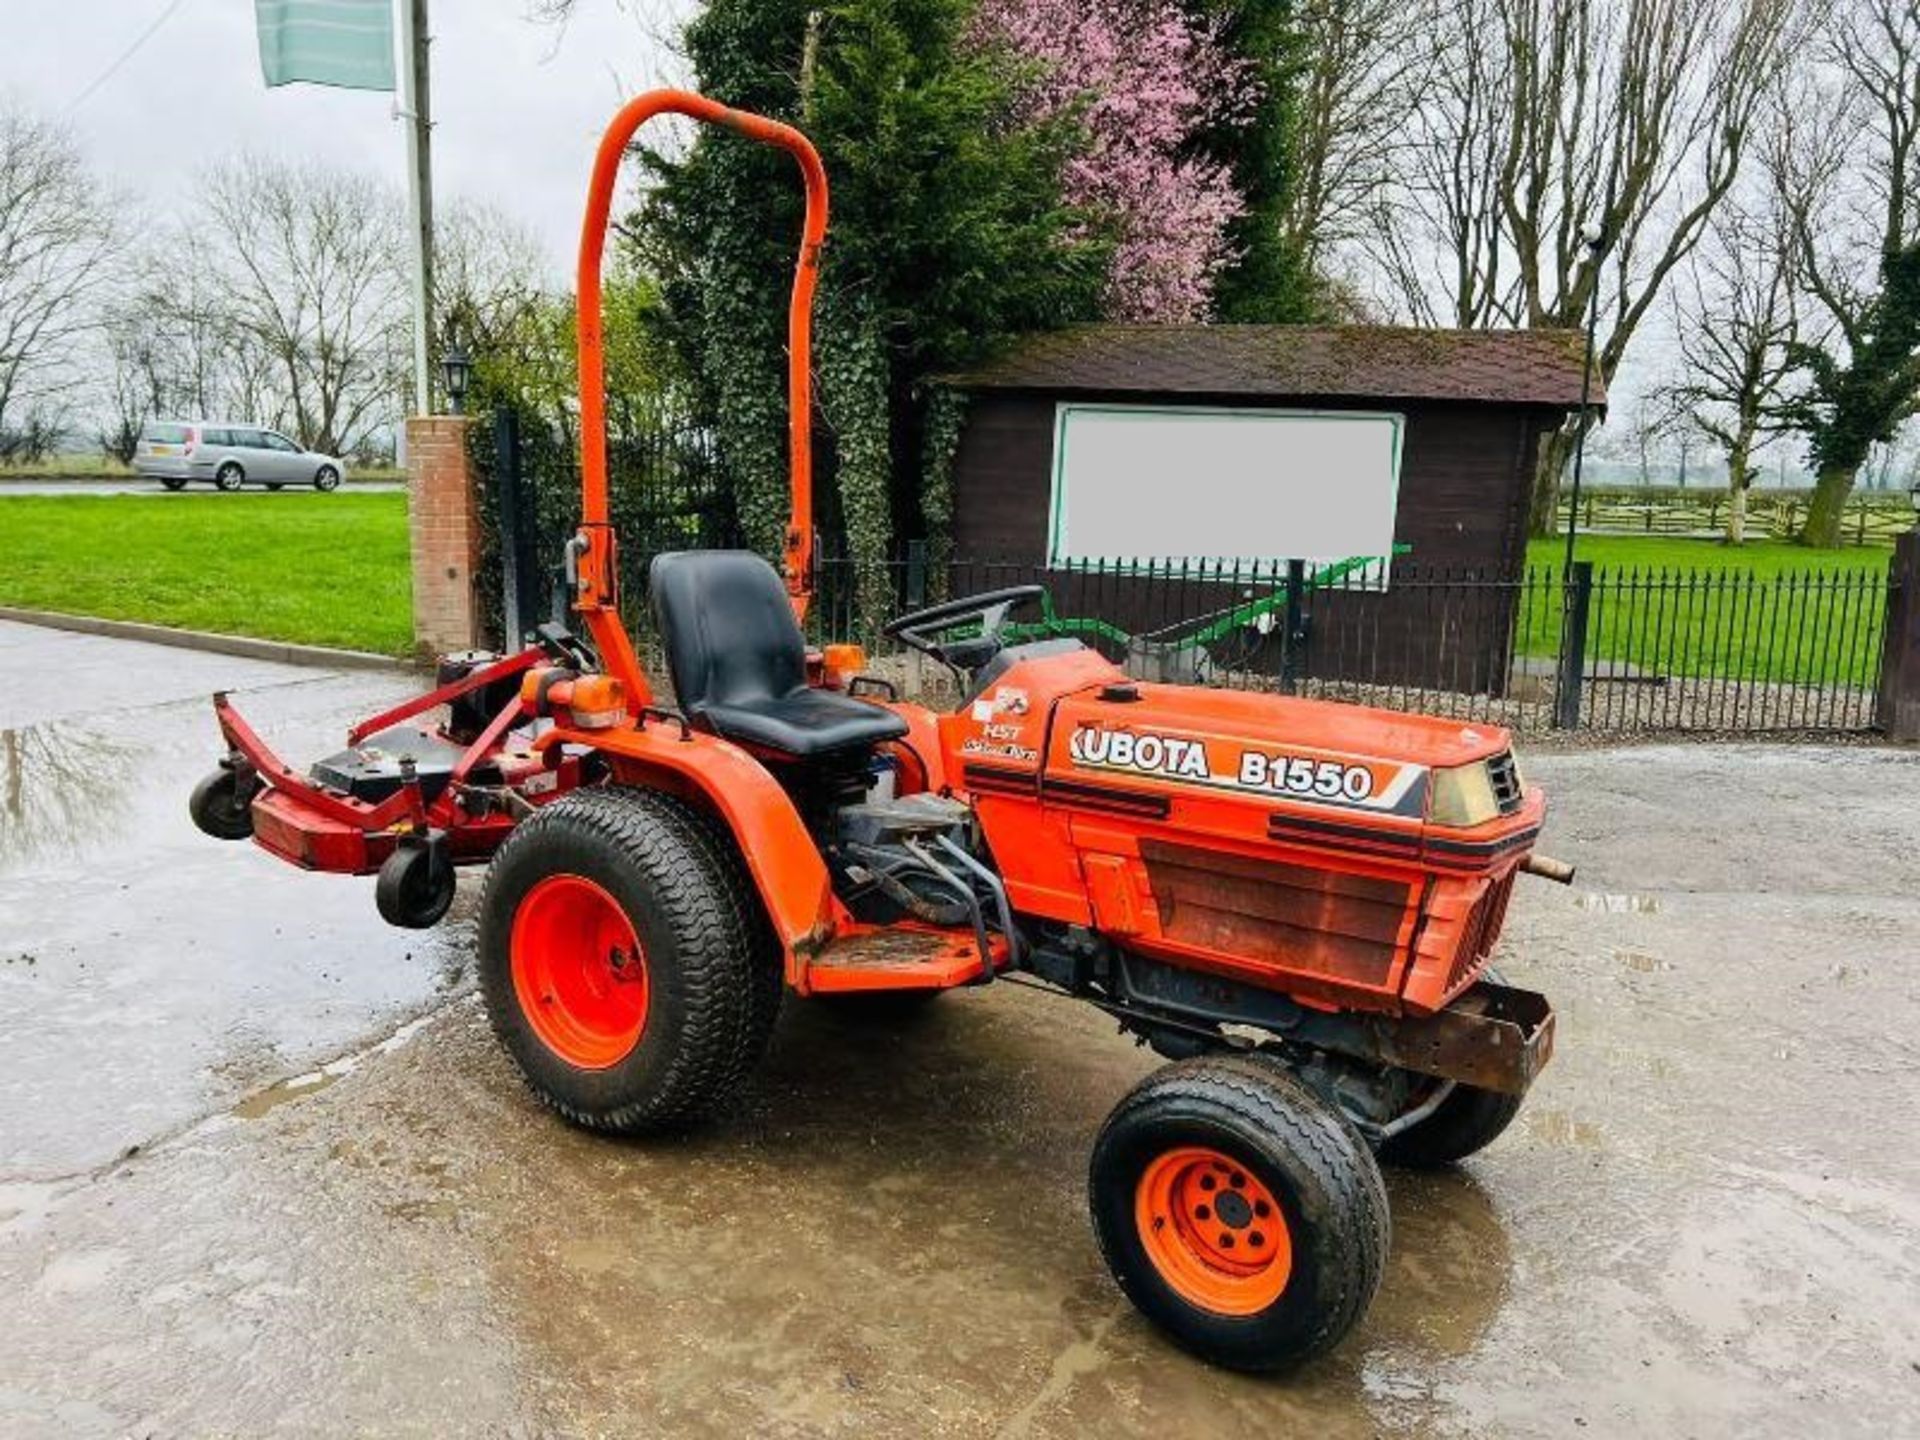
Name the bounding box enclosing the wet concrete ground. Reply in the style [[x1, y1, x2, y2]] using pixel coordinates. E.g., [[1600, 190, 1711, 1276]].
[[1, 618, 1916, 1437]]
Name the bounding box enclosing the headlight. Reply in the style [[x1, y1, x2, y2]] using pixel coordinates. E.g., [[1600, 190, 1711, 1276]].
[[1428, 761, 1501, 827]]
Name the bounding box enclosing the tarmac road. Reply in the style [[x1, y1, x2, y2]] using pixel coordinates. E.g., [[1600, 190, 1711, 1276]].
[[0, 478, 405, 497], [1, 616, 1916, 1437]]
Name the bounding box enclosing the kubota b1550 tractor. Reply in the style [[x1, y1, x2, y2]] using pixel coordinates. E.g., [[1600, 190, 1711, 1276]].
[[190, 92, 1568, 1372]]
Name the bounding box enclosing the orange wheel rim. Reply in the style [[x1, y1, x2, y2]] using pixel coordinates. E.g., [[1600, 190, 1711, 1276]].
[[1135, 1145, 1292, 1315], [509, 873, 648, 1069]]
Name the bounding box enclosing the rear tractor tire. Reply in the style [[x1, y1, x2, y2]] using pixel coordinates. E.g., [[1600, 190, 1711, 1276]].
[[477, 787, 768, 1134], [1089, 1055, 1390, 1372], [188, 766, 258, 840]]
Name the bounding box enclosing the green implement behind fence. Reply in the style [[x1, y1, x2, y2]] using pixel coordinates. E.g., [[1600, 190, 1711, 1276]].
[[1003, 548, 1411, 684]]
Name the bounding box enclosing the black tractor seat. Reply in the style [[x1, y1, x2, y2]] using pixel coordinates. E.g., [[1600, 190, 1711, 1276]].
[[650, 550, 908, 760]]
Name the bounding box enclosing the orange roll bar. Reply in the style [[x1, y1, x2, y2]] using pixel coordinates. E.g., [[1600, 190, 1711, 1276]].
[[573, 88, 827, 691]]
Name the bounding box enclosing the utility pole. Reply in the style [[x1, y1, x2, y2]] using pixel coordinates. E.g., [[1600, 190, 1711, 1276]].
[[397, 0, 434, 415]]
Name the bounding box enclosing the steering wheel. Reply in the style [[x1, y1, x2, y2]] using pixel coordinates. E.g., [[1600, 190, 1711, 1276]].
[[882, 585, 1047, 672]]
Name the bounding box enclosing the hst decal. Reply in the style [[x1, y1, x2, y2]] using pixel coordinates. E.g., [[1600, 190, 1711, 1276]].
[[1067, 724, 1426, 813]]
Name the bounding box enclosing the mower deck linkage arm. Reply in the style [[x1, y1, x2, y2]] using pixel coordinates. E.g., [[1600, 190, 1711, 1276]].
[[572, 89, 828, 707]]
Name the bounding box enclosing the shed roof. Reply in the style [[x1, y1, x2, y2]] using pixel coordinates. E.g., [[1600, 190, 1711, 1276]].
[[945, 324, 1602, 409]]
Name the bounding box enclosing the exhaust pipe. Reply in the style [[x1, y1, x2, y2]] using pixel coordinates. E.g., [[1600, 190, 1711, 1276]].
[[1522, 853, 1576, 885]]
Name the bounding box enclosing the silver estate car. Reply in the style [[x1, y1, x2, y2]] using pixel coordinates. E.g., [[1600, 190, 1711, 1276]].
[[133, 421, 347, 492]]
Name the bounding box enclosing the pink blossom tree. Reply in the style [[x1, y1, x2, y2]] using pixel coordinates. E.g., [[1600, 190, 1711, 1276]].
[[969, 0, 1252, 321]]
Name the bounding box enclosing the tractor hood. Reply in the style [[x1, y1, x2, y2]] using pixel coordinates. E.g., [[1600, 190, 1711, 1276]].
[[1036, 680, 1513, 823], [1102, 684, 1513, 772]]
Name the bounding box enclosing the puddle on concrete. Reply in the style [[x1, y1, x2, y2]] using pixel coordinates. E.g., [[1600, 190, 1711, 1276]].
[[231, 1069, 345, 1120], [1576, 892, 1662, 914], [1527, 1109, 1605, 1148], [0, 723, 141, 867], [229, 1007, 451, 1121], [1617, 949, 1668, 972]]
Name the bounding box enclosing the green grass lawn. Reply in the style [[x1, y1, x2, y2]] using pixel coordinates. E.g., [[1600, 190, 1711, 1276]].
[[1522, 534, 1893, 574], [0, 492, 413, 655], [1515, 535, 1893, 687], [0, 497, 1896, 682]]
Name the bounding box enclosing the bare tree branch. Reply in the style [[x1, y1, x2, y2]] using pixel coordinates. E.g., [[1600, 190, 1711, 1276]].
[[0, 102, 115, 443]]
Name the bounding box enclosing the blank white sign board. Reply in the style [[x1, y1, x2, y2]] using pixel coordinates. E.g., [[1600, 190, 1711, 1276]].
[[1047, 403, 1403, 574]]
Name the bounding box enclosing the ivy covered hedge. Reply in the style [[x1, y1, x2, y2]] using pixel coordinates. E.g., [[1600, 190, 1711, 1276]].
[[461, 1, 1318, 637]]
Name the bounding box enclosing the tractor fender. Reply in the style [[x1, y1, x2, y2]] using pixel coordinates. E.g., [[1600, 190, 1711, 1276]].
[[537, 722, 835, 956]]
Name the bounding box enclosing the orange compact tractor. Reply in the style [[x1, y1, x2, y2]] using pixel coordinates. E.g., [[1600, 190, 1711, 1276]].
[[190, 92, 1569, 1372]]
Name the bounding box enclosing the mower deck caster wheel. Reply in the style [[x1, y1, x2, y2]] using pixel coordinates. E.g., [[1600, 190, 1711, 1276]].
[[189, 766, 258, 840], [376, 835, 456, 929], [1089, 1055, 1390, 1372]]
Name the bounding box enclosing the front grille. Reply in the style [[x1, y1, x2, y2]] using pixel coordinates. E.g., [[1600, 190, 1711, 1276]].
[[1487, 751, 1524, 814], [1447, 870, 1515, 993], [1140, 840, 1411, 989]]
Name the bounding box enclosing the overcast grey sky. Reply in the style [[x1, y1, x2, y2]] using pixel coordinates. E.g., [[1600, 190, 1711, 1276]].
[[10, 2, 1695, 454], [8, 1, 696, 281]]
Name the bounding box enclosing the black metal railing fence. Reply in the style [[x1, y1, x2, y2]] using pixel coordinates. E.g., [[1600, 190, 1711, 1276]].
[[472, 406, 1899, 738]]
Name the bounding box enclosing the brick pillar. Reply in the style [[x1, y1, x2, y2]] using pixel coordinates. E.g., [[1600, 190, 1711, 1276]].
[[1877, 530, 1920, 742], [406, 415, 481, 658]]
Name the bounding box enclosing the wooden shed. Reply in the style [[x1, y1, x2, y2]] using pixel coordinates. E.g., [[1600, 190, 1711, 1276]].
[[941, 324, 1599, 693]]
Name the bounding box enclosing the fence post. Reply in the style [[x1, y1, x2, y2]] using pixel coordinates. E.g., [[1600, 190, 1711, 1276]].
[[1279, 558, 1308, 694], [1876, 531, 1920, 741], [405, 414, 481, 658], [905, 539, 928, 610], [1553, 561, 1594, 731]]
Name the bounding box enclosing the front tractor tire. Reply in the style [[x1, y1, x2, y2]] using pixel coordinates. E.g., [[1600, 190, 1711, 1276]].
[[1089, 1056, 1390, 1373], [1376, 966, 1523, 1169], [477, 787, 768, 1134], [1376, 1082, 1522, 1169]]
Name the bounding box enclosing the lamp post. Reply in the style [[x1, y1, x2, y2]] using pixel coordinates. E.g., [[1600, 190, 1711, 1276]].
[[440, 341, 472, 417], [1564, 221, 1605, 577], [1552, 221, 1606, 732]]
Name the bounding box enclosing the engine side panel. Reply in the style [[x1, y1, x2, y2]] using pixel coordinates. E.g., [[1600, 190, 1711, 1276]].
[[939, 645, 1124, 923], [948, 654, 1545, 1016]]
